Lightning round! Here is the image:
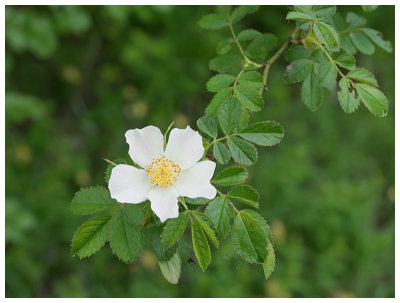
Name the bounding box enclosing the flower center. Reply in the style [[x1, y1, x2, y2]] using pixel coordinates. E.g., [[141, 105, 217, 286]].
[[145, 156, 181, 188]]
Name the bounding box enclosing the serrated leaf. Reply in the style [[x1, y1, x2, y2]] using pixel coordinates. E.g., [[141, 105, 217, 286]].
[[350, 31, 375, 55], [316, 61, 337, 93], [205, 196, 234, 240], [285, 46, 312, 62], [263, 240, 275, 280], [237, 29, 262, 41], [301, 72, 324, 111], [234, 84, 264, 112], [313, 21, 340, 49], [158, 252, 181, 284], [209, 54, 241, 74], [240, 209, 273, 241], [340, 34, 357, 55], [239, 121, 284, 146], [216, 38, 234, 55], [227, 185, 259, 208], [362, 28, 392, 53], [286, 11, 315, 22], [230, 5, 259, 24], [71, 216, 111, 258], [286, 59, 312, 83], [152, 228, 177, 262], [212, 166, 248, 186], [347, 68, 378, 87], [192, 211, 219, 248], [335, 53, 356, 70], [206, 74, 235, 93], [198, 14, 229, 29], [238, 71, 263, 89], [70, 186, 118, 215], [232, 211, 268, 263], [109, 205, 143, 263], [346, 12, 366, 27], [312, 5, 336, 17], [161, 212, 188, 250], [245, 33, 277, 62], [218, 97, 243, 135], [185, 197, 211, 205], [197, 116, 218, 138], [338, 78, 360, 114], [355, 83, 388, 117], [205, 87, 232, 117], [191, 219, 211, 271], [227, 137, 258, 166], [213, 142, 231, 165]]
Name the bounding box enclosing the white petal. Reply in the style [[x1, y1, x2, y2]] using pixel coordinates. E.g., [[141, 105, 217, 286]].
[[125, 126, 164, 169], [147, 186, 179, 222], [173, 160, 217, 199], [164, 126, 204, 170], [108, 164, 153, 204]]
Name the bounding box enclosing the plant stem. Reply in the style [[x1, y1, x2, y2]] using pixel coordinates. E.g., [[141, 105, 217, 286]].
[[314, 40, 346, 79], [259, 26, 299, 94]]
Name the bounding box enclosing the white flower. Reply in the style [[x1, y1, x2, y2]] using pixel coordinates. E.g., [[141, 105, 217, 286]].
[[108, 125, 217, 222]]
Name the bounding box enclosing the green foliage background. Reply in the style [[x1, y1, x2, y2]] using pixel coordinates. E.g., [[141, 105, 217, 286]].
[[5, 5, 394, 298]]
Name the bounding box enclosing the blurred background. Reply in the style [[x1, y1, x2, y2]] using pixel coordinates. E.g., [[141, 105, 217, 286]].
[[5, 5, 394, 298]]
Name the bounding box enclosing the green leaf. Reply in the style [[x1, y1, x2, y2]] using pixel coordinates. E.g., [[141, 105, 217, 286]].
[[230, 5, 259, 24], [335, 53, 356, 70], [346, 12, 366, 27], [216, 38, 234, 55], [285, 46, 312, 61], [205, 196, 235, 240], [191, 219, 211, 271], [198, 14, 229, 29], [71, 216, 111, 258], [192, 211, 219, 248], [245, 33, 277, 62], [238, 71, 263, 89], [312, 5, 336, 17], [355, 83, 388, 117], [316, 61, 337, 93], [212, 166, 248, 186], [338, 78, 360, 114], [197, 116, 218, 138], [361, 5, 378, 13], [185, 197, 211, 205], [313, 21, 340, 49], [237, 29, 262, 41], [206, 74, 235, 93], [70, 186, 118, 215], [161, 212, 188, 250], [209, 54, 241, 74], [152, 228, 177, 262], [213, 142, 231, 165], [263, 240, 275, 280], [218, 97, 244, 135], [239, 121, 284, 146], [109, 205, 143, 263], [350, 31, 375, 55], [205, 87, 232, 117], [234, 84, 264, 112], [227, 137, 258, 166], [347, 68, 378, 87], [301, 72, 324, 111], [227, 185, 259, 208], [158, 252, 182, 284], [340, 34, 357, 55], [240, 209, 273, 241], [286, 11, 315, 22], [232, 211, 268, 263], [285, 59, 312, 83], [362, 28, 392, 53]]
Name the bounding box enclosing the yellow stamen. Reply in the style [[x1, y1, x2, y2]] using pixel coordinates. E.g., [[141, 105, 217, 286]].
[[145, 156, 181, 188]]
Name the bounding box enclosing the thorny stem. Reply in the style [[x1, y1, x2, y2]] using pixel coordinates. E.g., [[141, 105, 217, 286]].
[[259, 26, 299, 94], [103, 158, 117, 166]]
